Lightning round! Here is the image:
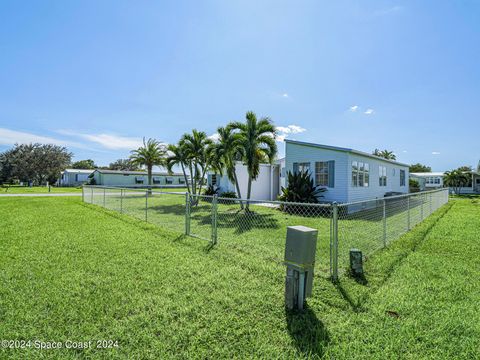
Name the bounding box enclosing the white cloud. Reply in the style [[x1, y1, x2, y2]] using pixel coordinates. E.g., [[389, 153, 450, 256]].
[[364, 108, 375, 115], [276, 125, 306, 135], [349, 105, 359, 112], [432, 151, 441, 155], [402, 150, 408, 153], [208, 133, 220, 142], [374, 6, 403, 16], [275, 124, 306, 142], [282, 93, 289, 98], [57, 130, 143, 150], [0, 127, 84, 148]]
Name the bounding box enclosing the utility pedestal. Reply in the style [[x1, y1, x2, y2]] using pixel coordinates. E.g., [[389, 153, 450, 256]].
[[284, 226, 318, 310]]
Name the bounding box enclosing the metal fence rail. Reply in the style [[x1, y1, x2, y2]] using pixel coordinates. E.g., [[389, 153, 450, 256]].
[[82, 186, 449, 280]]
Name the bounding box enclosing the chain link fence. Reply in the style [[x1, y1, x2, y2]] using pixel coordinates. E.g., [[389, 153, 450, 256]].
[[83, 186, 449, 280]]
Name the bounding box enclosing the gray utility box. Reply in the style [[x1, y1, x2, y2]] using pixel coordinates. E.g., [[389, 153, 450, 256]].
[[284, 226, 318, 310]]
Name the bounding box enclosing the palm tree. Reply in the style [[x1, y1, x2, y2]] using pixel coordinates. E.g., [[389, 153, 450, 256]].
[[444, 169, 470, 195], [166, 143, 192, 194], [228, 111, 277, 211], [179, 130, 214, 196], [130, 138, 166, 187], [213, 126, 244, 208], [373, 149, 396, 160]]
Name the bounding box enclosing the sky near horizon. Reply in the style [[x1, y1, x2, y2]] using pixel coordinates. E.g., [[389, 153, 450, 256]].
[[0, 0, 479, 171]]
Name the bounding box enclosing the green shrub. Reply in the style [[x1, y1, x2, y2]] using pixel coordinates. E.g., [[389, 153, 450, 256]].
[[219, 191, 238, 204], [203, 184, 219, 196], [278, 170, 326, 214]]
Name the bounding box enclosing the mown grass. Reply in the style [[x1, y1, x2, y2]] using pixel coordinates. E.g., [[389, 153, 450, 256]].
[[89, 188, 446, 277], [0, 197, 477, 359], [1, 185, 83, 193]]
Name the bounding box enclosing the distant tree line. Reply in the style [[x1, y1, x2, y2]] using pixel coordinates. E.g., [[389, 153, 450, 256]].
[[0, 143, 72, 185]]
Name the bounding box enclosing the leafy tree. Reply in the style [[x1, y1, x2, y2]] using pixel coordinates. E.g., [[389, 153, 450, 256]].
[[71, 159, 96, 169], [108, 158, 140, 171], [228, 111, 277, 211], [178, 130, 215, 197], [373, 149, 397, 160], [212, 126, 244, 208], [0, 148, 15, 184], [409, 163, 431, 173], [0, 143, 72, 185], [409, 178, 421, 192], [444, 169, 470, 195], [130, 138, 166, 186], [457, 165, 473, 172]]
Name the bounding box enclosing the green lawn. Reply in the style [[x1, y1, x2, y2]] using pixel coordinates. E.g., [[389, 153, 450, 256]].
[[0, 196, 478, 358], [1, 185, 83, 193], [0, 186, 188, 194], [87, 188, 447, 277]]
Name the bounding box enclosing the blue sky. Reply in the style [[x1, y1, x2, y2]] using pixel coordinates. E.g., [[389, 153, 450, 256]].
[[0, 0, 478, 171]]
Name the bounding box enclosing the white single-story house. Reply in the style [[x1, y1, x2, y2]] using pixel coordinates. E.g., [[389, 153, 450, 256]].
[[207, 161, 282, 201], [410, 172, 444, 191], [207, 140, 409, 203], [91, 169, 187, 187], [59, 169, 94, 186], [285, 140, 410, 203]]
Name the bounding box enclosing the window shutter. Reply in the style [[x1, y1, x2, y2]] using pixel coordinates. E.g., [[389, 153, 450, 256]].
[[328, 161, 335, 188], [293, 163, 298, 174]]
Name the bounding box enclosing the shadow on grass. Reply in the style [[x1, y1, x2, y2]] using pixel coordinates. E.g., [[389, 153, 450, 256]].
[[285, 305, 330, 357], [149, 203, 281, 234], [335, 281, 367, 313]]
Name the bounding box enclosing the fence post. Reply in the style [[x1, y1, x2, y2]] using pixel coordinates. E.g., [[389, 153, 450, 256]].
[[383, 198, 387, 247], [145, 190, 148, 222], [211, 195, 218, 245], [407, 195, 411, 231], [331, 202, 339, 282], [82, 186, 84, 202], [91, 187, 93, 203], [120, 189, 123, 214], [103, 188, 106, 207], [429, 193, 433, 215], [185, 192, 191, 236], [421, 193, 424, 220]]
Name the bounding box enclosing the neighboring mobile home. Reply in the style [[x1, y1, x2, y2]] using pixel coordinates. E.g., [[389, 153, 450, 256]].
[[410, 172, 444, 191], [91, 169, 186, 187], [284, 140, 409, 203], [59, 169, 94, 186]]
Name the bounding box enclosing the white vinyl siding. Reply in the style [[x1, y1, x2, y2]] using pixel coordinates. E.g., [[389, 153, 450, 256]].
[[286, 142, 347, 202]]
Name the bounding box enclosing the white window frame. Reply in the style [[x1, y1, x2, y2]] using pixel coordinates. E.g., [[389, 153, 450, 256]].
[[352, 161, 369, 187], [315, 162, 329, 187], [379, 166, 387, 187]]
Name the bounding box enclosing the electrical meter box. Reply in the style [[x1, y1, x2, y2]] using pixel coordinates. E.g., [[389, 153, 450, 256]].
[[284, 225, 318, 309], [284, 225, 318, 265]]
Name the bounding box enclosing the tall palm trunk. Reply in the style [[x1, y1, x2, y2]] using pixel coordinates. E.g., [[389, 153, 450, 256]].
[[232, 168, 244, 210], [147, 165, 153, 194], [246, 175, 252, 212], [180, 162, 191, 194]]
